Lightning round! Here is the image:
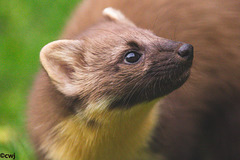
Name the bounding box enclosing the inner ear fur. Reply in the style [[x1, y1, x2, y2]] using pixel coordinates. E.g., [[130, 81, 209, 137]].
[[40, 40, 84, 96], [103, 7, 136, 26]]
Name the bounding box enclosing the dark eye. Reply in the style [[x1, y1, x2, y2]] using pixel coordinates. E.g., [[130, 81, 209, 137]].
[[124, 52, 142, 64]]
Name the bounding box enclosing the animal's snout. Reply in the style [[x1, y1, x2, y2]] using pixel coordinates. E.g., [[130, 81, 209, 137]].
[[177, 43, 193, 60]]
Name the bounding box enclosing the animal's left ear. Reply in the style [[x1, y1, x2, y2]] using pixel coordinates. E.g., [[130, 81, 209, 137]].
[[103, 7, 136, 26]]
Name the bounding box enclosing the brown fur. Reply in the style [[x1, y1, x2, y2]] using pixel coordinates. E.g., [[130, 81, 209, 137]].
[[62, 0, 240, 159], [28, 0, 240, 159], [28, 3, 193, 160]]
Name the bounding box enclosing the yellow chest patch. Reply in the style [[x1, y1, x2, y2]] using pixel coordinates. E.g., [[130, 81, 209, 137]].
[[41, 99, 160, 160]]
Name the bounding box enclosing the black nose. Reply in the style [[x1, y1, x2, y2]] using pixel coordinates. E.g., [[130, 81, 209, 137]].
[[178, 44, 193, 60]]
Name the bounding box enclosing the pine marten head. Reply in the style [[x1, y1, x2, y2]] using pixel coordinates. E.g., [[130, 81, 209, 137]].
[[40, 8, 193, 109]]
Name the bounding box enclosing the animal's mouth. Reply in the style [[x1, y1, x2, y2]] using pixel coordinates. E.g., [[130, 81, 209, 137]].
[[139, 59, 192, 103], [112, 65, 191, 109], [156, 66, 191, 94], [169, 65, 191, 83]]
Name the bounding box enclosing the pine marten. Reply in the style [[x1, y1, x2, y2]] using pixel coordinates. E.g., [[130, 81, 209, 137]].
[[28, 6, 193, 160], [28, 0, 240, 160]]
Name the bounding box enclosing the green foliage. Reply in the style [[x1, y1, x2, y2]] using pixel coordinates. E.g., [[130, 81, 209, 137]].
[[0, 0, 80, 159]]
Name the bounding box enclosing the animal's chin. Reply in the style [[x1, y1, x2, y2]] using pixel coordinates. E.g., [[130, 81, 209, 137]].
[[109, 69, 190, 109], [161, 69, 190, 94], [143, 69, 190, 101]]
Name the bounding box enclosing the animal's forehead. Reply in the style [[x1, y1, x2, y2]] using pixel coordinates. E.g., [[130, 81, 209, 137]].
[[80, 22, 159, 51], [112, 26, 155, 39], [88, 22, 155, 39], [103, 30, 157, 47]]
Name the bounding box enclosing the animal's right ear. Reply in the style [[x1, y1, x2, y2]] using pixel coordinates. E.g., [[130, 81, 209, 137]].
[[103, 7, 136, 26], [40, 40, 84, 96]]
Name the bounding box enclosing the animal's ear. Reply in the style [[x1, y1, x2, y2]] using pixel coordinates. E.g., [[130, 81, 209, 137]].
[[103, 7, 135, 26], [40, 40, 84, 96]]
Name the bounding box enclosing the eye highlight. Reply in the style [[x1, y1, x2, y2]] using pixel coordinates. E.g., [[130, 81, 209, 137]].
[[124, 51, 142, 64]]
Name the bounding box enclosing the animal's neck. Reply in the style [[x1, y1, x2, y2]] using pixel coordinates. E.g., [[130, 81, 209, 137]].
[[41, 98, 160, 160]]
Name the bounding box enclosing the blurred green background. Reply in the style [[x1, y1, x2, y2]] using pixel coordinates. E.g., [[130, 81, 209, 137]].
[[0, 0, 80, 159]]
